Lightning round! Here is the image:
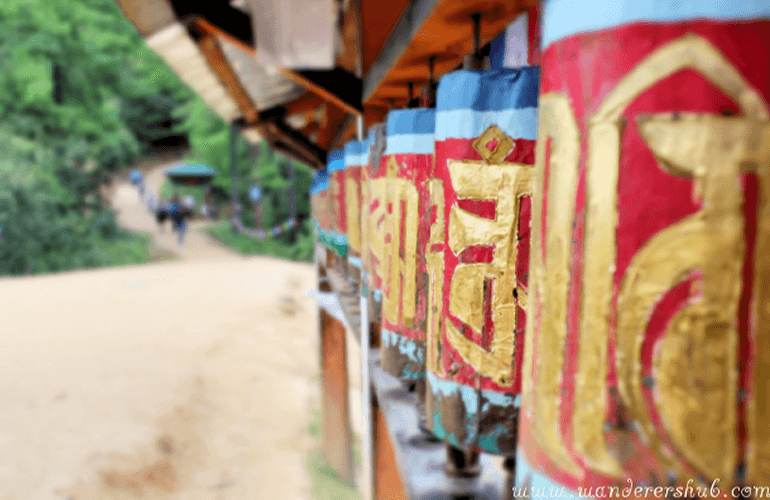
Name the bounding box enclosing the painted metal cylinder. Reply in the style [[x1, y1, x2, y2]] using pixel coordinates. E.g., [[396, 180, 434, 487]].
[[344, 139, 367, 273], [311, 167, 331, 248], [425, 67, 540, 455], [380, 108, 436, 383], [517, 0, 770, 496], [363, 123, 388, 323], [327, 149, 347, 258]]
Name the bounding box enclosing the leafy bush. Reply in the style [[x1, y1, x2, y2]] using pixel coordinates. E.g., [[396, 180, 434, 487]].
[[207, 219, 314, 263], [0, 168, 150, 275]]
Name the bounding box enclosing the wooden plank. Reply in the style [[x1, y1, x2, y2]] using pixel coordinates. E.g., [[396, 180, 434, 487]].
[[360, 0, 412, 74], [362, 0, 539, 124]]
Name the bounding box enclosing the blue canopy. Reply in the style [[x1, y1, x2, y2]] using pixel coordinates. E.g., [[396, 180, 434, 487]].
[[165, 163, 217, 177]]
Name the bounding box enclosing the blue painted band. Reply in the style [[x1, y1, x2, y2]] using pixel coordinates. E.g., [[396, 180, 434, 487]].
[[436, 67, 540, 112], [381, 329, 424, 365], [489, 29, 506, 70], [327, 149, 345, 172], [348, 256, 362, 268], [541, 0, 770, 51], [386, 108, 437, 135], [310, 168, 329, 194], [344, 140, 369, 167]]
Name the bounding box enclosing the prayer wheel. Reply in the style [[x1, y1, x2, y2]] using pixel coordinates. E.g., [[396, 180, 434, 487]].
[[425, 66, 539, 455], [327, 149, 347, 260], [344, 139, 367, 276], [311, 167, 331, 249], [380, 108, 436, 383], [517, 0, 770, 496], [363, 123, 387, 323]]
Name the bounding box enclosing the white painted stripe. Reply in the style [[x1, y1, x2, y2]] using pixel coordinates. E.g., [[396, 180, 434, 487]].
[[542, 0, 770, 50], [306, 289, 350, 329], [435, 108, 538, 141], [385, 134, 435, 155]]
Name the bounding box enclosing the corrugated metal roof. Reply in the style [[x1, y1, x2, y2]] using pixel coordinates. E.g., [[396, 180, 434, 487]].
[[145, 23, 241, 124], [218, 38, 305, 110]]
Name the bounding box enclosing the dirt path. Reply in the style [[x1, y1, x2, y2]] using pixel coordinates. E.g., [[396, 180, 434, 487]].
[[112, 159, 238, 262], [0, 162, 321, 500]]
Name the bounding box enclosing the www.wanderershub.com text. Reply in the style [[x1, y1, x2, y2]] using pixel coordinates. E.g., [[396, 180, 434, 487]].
[[513, 479, 770, 498]]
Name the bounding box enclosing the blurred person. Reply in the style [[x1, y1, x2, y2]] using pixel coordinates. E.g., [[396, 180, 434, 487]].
[[169, 194, 186, 246], [204, 186, 214, 220], [229, 202, 242, 234], [183, 194, 195, 217], [156, 199, 169, 232], [130, 169, 144, 199]]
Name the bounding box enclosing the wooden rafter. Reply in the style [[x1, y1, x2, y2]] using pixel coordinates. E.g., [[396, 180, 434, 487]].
[[277, 68, 363, 117], [197, 34, 260, 123]]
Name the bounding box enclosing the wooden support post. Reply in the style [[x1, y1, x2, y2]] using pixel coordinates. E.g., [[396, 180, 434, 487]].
[[319, 271, 355, 485], [373, 401, 407, 500]]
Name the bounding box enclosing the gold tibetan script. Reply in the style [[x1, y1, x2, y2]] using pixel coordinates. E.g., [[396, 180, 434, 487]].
[[383, 156, 419, 327], [427, 178, 446, 375], [443, 126, 533, 387], [524, 33, 770, 484], [346, 176, 361, 253]]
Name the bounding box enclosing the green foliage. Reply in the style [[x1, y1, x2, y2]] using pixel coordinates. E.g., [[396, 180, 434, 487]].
[[0, 0, 191, 168], [207, 220, 314, 263], [0, 165, 150, 275], [0, 0, 189, 275]]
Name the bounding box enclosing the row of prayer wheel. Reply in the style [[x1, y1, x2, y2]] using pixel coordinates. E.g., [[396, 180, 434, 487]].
[[311, 0, 770, 495]]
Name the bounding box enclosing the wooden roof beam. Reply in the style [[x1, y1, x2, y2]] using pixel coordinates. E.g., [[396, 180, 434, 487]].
[[171, 0, 254, 49], [267, 120, 328, 168], [278, 68, 363, 117], [196, 34, 260, 124]]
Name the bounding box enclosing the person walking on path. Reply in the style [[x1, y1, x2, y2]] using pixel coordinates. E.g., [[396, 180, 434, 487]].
[[249, 178, 264, 231], [183, 195, 196, 218], [202, 186, 214, 220], [130, 169, 145, 200], [169, 194, 186, 246], [156, 199, 169, 232]]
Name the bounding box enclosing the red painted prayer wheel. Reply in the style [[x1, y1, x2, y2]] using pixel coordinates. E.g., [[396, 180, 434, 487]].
[[311, 168, 331, 250], [344, 140, 366, 275], [379, 108, 436, 383], [327, 149, 347, 260], [517, 0, 770, 496], [362, 124, 387, 323], [425, 66, 540, 455]]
